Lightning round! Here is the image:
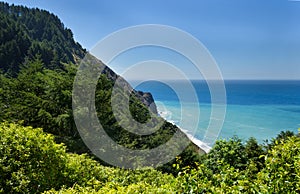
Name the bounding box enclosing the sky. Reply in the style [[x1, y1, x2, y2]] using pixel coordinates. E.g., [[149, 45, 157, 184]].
[[4, 0, 300, 80]]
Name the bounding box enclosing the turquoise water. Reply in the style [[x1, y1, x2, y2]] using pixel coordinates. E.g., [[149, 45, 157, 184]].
[[133, 80, 300, 143]]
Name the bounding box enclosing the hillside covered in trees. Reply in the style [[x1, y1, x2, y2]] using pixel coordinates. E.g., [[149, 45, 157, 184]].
[[0, 2, 299, 193], [0, 2, 86, 74], [0, 1, 200, 171]]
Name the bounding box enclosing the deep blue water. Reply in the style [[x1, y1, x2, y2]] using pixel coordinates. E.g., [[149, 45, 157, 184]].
[[134, 80, 300, 105], [132, 80, 300, 144]]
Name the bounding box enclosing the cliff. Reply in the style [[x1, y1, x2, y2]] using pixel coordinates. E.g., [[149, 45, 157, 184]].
[[101, 63, 157, 114]]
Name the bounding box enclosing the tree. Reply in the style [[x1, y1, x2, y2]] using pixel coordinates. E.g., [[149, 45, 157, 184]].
[[204, 136, 247, 173], [245, 137, 265, 171]]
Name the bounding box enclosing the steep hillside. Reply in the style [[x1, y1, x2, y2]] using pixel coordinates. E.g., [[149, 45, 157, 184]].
[[0, 2, 156, 113], [0, 2, 85, 73], [0, 2, 202, 171]]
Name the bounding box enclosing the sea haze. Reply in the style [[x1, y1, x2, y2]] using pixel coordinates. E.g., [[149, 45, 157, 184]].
[[132, 80, 300, 143]]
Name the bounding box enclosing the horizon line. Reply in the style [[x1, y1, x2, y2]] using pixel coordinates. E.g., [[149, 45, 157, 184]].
[[127, 78, 300, 81]]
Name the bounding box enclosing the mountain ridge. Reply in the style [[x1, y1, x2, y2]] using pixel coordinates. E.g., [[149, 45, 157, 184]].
[[0, 1, 157, 113]]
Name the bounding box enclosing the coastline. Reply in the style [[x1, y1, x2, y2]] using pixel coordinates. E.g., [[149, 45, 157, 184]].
[[180, 128, 212, 153], [158, 111, 211, 153]]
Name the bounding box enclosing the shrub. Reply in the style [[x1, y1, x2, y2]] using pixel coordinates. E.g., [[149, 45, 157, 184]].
[[0, 122, 177, 193], [0, 123, 68, 193], [257, 136, 300, 193]]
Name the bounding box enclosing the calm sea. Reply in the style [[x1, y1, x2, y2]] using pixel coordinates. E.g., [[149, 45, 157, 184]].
[[132, 80, 300, 144]]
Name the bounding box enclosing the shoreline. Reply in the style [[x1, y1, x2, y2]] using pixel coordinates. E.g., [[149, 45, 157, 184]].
[[178, 126, 212, 153], [158, 112, 211, 153]]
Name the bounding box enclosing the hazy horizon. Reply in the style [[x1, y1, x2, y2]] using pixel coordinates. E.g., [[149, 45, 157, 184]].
[[4, 0, 300, 80]]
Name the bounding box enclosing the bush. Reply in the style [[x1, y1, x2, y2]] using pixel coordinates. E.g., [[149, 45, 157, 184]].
[[1, 122, 299, 193], [0, 122, 68, 193], [204, 136, 247, 173], [0, 122, 177, 193], [257, 136, 300, 193]]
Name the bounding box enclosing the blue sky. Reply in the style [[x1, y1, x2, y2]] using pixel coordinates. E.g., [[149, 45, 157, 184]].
[[4, 0, 300, 79]]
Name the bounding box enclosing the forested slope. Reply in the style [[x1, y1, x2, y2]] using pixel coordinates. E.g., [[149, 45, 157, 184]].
[[0, 2, 85, 74], [0, 1, 201, 172]]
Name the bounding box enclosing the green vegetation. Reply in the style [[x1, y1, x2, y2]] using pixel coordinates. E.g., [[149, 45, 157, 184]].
[[0, 57, 200, 169], [0, 1, 200, 170], [1, 123, 299, 193], [0, 2, 299, 193], [0, 123, 176, 193], [0, 2, 85, 74]]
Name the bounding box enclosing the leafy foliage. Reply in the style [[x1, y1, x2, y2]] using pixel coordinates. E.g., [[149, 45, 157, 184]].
[[1, 123, 299, 193], [0, 123, 68, 193], [0, 123, 176, 193], [203, 136, 248, 173], [174, 133, 300, 193], [257, 135, 300, 193], [203, 136, 265, 174]]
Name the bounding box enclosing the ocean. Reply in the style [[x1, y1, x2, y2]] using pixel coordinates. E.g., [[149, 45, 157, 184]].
[[132, 80, 300, 146]]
